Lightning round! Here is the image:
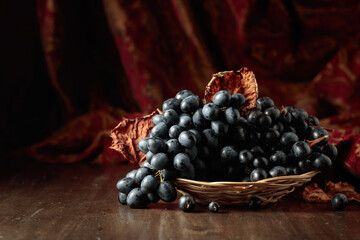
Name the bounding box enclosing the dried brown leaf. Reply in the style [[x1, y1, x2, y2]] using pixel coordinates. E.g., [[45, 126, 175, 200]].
[[302, 181, 360, 203], [203, 67, 259, 111], [110, 110, 159, 165]]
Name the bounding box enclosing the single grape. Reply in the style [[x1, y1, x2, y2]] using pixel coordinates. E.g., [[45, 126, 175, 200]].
[[249, 197, 262, 209], [185, 146, 198, 161], [298, 159, 313, 172], [231, 93, 245, 109], [173, 153, 191, 171], [192, 108, 210, 129], [150, 122, 168, 138], [310, 127, 329, 146], [140, 175, 159, 194], [175, 90, 194, 101], [163, 109, 179, 126], [178, 195, 196, 212], [294, 120, 308, 132], [147, 192, 160, 203], [250, 168, 268, 181], [126, 188, 148, 208], [225, 107, 241, 125], [322, 144, 338, 162], [247, 109, 262, 124], [264, 107, 280, 121], [256, 97, 274, 111], [166, 139, 183, 157], [118, 192, 127, 205], [269, 166, 287, 177], [116, 177, 138, 194], [157, 181, 177, 202], [312, 153, 332, 171], [220, 146, 238, 163], [202, 129, 219, 147], [202, 103, 221, 121], [162, 98, 181, 112], [280, 132, 299, 148], [138, 137, 150, 154], [178, 130, 197, 148], [208, 201, 220, 213], [253, 157, 269, 169], [331, 193, 348, 211], [263, 128, 280, 143], [211, 120, 229, 137], [160, 168, 178, 181], [125, 169, 137, 179], [290, 108, 308, 121], [291, 141, 311, 159], [150, 153, 169, 170], [152, 114, 164, 125], [239, 150, 254, 165], [256, 115, 272, 131], [213, 90, 231, 108], [180, 95, 200, 113], [308, 115, 320, 126], [280, 110, 292, 124], [169, 125, 183, 139], [269, 151, 287, 165], [147, 137, 167, 153]]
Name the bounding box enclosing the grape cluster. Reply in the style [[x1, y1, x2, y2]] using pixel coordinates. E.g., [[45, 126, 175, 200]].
[[116, 89, 338, 209]]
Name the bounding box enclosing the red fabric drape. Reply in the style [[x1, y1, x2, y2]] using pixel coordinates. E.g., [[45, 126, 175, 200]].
[[3, 0, 360, 174]]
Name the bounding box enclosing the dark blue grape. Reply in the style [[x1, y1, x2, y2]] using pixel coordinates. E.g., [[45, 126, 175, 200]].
[[308, 115, 320, 126], [179, 163, 196, 179], [213, 90, 231, 108], [239, 150, 254, 165], [175, 90, 194, 100], [253, 157, 269, 169], [280, 110, 292, 125], [150, 122, 168, 138], [140, 175, 159, 194], [250, 168, 268, 181], [162, 98, 181, 112], [220, 146, 238, 163], [116, 177, 138, 194], [310, 127, 329, 146], [233, 126, 247, 143], [280, 132, 299, 148], [152, 114, 164, 125], [166, 139, 183, 157], [198, 145, 210, 159], [273, 122, 284, 134], [147, 192, 160, 203], [138, 137, 150, 154], [192, 108, 210, 129], [256, 115, 272, 131], [135, 167, 153, 184], [125, 169, 137, 179], [313, 153, 332, 171], [146, 151, 155, 162], [160, 168, 178, 181], [189, 129, 202, 143], [178, 130, 197, 148], [247, 109, 262, 124], [298, 159, 313, 172], [185, 146, 198, 161], [286, 166, 300, 175], [150, 153, 169, 170], [178, 195, 196, 212], [264, 107, 280, 121], [269, 151, 287, 165], [157, 181, 177, 202], [250, 145, 264, 157], [208, 201, 220, 213], [269, 166, 287, 177], [202, 129, 218, 147], [174, 153, 191, 171], [202, 103, 220, 121], [163, 109, 179, 126], [168, 125, 183, 139], [211, 120, 229, 137], [141, 160, 154, 170], [331, 193, 348, 211], [256, 97, 274, 111], [178, 113, 193, 129], [291, 141, 311, 159], [118, 192, 127, 205], [181, 96, 200, 113], [126, 188, 148, 208], [322, 144, 338, 162], [147, 137, 167, 153], [263, 128, 280, 143], [225, 107, 241, 125], [231, 93, 245, 109]]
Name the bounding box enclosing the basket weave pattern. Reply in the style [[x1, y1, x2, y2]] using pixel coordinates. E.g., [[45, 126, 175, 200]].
[[174, 171, 319, 205]]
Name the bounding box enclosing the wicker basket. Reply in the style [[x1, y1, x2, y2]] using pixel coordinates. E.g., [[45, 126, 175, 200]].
[[174, 170, 319, 205]]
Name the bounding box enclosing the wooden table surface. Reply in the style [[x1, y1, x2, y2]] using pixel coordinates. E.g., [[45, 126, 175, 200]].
[[0, 162, 359, 240]]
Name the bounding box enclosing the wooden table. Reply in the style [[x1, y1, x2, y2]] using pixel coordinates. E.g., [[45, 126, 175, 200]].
[[1, 163, 359, 240]]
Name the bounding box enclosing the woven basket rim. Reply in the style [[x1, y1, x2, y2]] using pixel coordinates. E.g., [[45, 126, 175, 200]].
[[174, 170, 319, 186]]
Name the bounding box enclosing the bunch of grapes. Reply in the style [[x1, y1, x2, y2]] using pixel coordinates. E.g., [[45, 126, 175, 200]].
[[116, 89, 338, 209]]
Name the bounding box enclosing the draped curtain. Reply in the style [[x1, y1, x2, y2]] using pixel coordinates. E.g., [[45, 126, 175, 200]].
[[1, 0, 360, 173]]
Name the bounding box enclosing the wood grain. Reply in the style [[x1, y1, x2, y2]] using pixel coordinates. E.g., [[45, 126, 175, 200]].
[[0, 163, 359, 240]]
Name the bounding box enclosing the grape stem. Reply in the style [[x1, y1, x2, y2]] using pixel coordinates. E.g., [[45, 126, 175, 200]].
[[306, 136, 328, 147]]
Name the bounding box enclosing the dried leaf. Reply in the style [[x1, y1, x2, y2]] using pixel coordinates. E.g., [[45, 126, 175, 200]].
[[203, 67, 259, 111], [302, 181, 360, 203], [110, 110, 159, 165]]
